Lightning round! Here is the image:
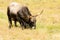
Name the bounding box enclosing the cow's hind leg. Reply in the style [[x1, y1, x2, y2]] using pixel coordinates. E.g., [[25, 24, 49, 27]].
[[7, 14, 12, 28], [14, 20, 17, 27], [7, 7, 12, 28], [8, 17, 12, 28]]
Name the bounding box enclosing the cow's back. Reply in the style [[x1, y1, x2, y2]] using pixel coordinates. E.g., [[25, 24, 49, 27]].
[[8, 2, 22, 14]]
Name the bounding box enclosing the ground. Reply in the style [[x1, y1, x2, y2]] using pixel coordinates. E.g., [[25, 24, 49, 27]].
[[0, 0, 60, 40]]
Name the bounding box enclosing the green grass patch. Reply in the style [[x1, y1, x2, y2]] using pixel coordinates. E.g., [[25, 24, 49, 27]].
[[0, 12, 7, 20], [46, 24, 60, 34]]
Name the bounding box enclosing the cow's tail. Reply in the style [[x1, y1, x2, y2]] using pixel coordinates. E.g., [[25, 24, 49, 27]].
[[7, 7, 10, 16]]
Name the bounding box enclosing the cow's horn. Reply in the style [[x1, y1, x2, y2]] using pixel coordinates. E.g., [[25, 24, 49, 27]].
[[34, 9, 44, 17]]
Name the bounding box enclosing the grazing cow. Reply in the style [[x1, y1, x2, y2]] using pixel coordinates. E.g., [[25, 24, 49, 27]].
[[7, 2, 43, 29], [17, 7, 43, 29]]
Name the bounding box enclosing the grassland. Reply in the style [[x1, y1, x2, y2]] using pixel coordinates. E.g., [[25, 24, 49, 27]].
[[0, 0, 60, 40]]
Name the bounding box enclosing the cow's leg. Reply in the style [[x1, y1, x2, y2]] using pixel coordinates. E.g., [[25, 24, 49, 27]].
[[8, 17, 12, 28], [22, 21, 27, 29], [19, 20, 26, 30], [18, 18, 27, 29], [7, 7, 12, 28], [23, 21, 26, 29], [15, 20, 17, 27], [7, 14, 12, 28], [17, 17, 24, 29], [18, 20, 24, 29], [20, 19, 28, 29], [14, 20, 17, 27], [20, 22, 24, 30]]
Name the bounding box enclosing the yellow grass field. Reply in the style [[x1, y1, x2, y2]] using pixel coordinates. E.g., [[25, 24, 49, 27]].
[[0, 0, 60, 40]]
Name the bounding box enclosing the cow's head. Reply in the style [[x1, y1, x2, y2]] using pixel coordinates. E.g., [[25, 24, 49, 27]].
[[29, 16, 36, 29], [29, 10, 44, 29]]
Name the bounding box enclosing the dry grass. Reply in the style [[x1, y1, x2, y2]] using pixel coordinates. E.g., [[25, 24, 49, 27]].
[[0, 0, 60, 40]]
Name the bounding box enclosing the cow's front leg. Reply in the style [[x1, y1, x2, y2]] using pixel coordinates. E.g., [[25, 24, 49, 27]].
[[18, 19, 26, 29], [20, 20, 25, 30], [17, 17, 24, 29], [18, 21, 24, 30]]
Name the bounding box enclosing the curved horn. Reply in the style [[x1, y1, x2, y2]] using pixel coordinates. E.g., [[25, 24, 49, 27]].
[[34, 9, 44, 17]]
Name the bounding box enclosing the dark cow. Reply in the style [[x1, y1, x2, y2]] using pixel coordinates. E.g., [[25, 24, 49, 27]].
[[7, 2, 43, 29], [17, 6, 36, 29]]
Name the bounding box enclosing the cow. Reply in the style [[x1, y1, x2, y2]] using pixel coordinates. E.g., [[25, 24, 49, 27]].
[[7, 2, 43, 29]]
